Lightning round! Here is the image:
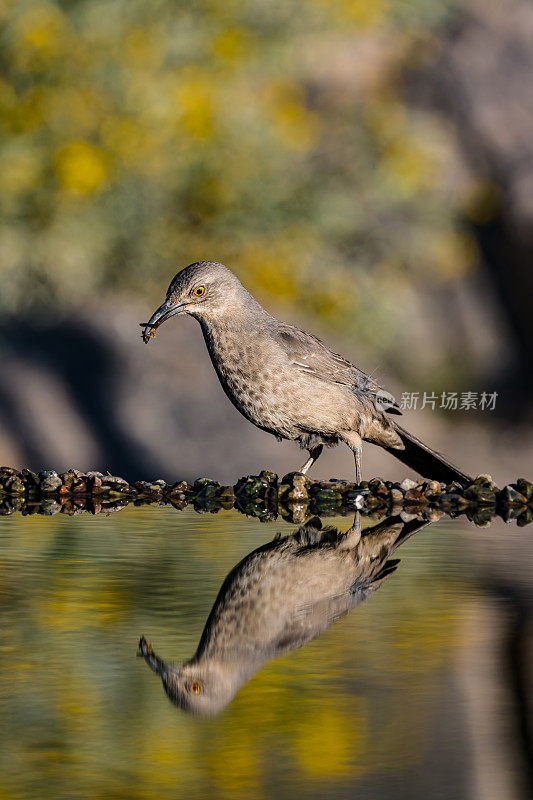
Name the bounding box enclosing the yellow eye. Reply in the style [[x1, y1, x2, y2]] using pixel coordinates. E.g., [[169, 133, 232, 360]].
[[193, 286, 205, 297], [189, 682, 201, 694]]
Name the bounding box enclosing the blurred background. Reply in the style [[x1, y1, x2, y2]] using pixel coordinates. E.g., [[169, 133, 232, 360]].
[[0, 0, 532, 483]]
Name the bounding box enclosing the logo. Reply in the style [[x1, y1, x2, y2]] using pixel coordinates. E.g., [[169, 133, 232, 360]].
[[375, 390, 396, 411]]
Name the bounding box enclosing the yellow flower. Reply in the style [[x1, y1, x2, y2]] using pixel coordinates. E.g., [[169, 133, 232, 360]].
[[15, 2, 71, 58], [264, 80, 320, 152], [54, 141, 109, 195], [1, 148, 43, 195], [311, 0, 387, 27], [212, 27, 253, 62], [174, 70, 216, 140]]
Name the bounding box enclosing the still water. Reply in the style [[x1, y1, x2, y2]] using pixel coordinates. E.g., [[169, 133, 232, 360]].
[[0, 505, 531, 800]]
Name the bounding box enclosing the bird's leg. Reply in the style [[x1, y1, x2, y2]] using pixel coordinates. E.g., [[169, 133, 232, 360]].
[[354, 446, 362, 485], [338, 511, 361, 549], [299, 444, 323, 475], [339, 431, 363, 484], [350, 510, 362, 535]]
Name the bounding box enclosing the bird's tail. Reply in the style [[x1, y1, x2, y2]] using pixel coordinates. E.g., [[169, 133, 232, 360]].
[[385, 423, 471, 485]]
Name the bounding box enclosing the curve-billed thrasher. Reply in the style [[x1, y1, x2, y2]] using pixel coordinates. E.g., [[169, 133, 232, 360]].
[[141, 261, 470, 483], [138, 514, 429, 716]]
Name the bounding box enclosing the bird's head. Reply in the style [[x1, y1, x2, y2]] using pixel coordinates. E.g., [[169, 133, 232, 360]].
[[138, 636, 243, 716], [162, 660, 243, 717], [140, 261, 249, 343]]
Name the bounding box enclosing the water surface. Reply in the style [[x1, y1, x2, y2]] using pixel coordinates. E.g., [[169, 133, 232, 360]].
[[0, 506, 531, 800]]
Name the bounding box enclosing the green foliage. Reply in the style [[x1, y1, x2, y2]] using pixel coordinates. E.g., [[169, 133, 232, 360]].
[[0, 0, 472, 348]]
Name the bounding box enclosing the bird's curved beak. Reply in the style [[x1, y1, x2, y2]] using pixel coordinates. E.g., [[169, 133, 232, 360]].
[[138, 636, 170, 679], [140, 299, 185, 343]]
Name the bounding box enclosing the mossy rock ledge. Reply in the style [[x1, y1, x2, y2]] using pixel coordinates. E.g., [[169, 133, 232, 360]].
[[0, 467, 531, 527]]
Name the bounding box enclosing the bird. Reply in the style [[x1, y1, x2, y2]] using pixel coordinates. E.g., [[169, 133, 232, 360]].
[[140, 261, 470, 484], [138, 513, 430, 716]]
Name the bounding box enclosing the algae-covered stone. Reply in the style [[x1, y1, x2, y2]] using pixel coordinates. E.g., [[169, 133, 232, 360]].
[[445, 481, 465, 494], [424, 480, 442, 498], [514, 478, 533, 502], [5, 475, 25, 495], [40, 499, 61, 516], [368, 478, 389, 499], [145, 483, 164, 496], [474, 474, 493, 486], [469, 507, 494, 527], [167, 481, 188, 498], [90, 475, 103, 491], [463, 485, 497, 505], [516, 507, 532, 527], [193, 478, 221, 501], [472, 474, 499, 491], [438, 493, 466, 513], [102, 475, 129, 490], [59, 472, 74, 490], [499, 485, 527, 507], [234, 476, 269, 499], [390, 488, 404, 504], [0, 497, 23, 514], [499, 505, 525, 522], [133, 480, 152, 492], [279, 472, 310, 502], [280, 471, 310, 487], [286, 485, 308, 502], [259, 470, 278, 485], [38, 470, 62, 492], [21, 469, 39, 487], [170, 497, 189, 511], [284, 503, 308, 524], [404, 488, 426, 504], [313, 488, 339, 503]]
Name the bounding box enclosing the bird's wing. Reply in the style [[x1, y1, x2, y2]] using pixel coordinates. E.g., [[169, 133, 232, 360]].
[[271, 593, 352, 653], [274, 324, 402, 414]]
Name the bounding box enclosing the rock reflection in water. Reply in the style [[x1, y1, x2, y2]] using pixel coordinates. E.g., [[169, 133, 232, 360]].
[[139, 513, 430, 716]]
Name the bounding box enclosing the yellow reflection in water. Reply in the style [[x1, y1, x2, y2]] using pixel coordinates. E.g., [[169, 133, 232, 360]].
[[0, 506, 470, 799]]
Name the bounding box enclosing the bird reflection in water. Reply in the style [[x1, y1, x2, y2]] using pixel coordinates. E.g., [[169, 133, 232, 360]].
[[139, 513, 431, 716]]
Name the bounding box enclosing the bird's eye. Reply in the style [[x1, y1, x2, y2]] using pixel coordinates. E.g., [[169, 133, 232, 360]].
[[189, 682, 201, 694], [193, 286, 205, 297]]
